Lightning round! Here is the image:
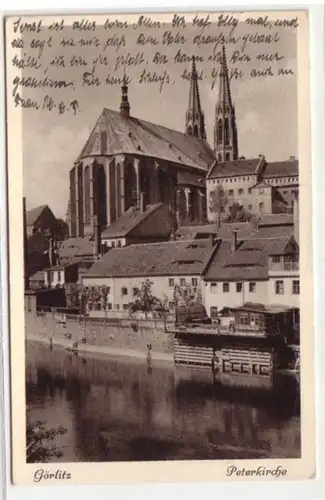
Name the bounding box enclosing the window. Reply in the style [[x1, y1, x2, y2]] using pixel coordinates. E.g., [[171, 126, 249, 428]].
[[180, 278, 186, 287], [225, 153, 230, 161], [168, 278, 174, 288], [107, 303, 112, 310], [275, 280, 284, 295], [238, 188, 244, 195], [223, 282, 229, 293], [123, 304, 129, 310], [210, 307, 219, 318], [239, 312, 249, 325], [132, 287, 139, 296], [117, 240, 121, 247], [192, 277, 198, 287], [112, 241, 115, 248], [217, 120, 223, 144], [228, 189, 234, 196], [121, 287, 128, 296], [292, 280, 300, 295], [248, 188, 252, 194], [272, 255, 281, 263], [225, 118, 229, 145], [249, 282, 256, 293], [57, 271, 62, 282], [258, 202, 264, 214], [210, 283, 217, 293], [236, 282, 243, 293], [259, 188, 264, 194]]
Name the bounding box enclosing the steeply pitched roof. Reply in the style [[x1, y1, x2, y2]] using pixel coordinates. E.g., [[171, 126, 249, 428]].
[[207, 158, 262, 179], [84, 239, 216, 278], [26, 205, 48, 226], [176, 224, 218, 240], [76, 108, 214, 171], [263, 160, 299, 178], [101, 203, 164, 239], [29, 270, 45, 282], [177, 170, 205, 187], [217, 222, 255, 241]]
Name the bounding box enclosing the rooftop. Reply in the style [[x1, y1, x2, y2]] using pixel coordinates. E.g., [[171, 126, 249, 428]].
[[84, 239, 217, 278], [58, 236, 94, 260], [101, 203, 168, 239], [207, 157, 262, 179], [26, 205, 48, 226], [263, 159, 299, 178], [76, 108, 215, 171]]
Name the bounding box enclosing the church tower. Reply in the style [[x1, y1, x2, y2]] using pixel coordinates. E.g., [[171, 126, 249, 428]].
[[120, 70, 130, 118], [185, 56, 206, 140], [214, 45, 238, 162]]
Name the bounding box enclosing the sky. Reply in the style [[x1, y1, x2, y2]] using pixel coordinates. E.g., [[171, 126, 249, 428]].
[[16, 14, 298, 218]]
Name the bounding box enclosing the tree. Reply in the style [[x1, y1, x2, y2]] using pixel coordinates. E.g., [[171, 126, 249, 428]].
[[26, 417, 67, 463], [209, 185, 228, 228], [128, 279, 162, 319], [225, 202, 252, 222], [173, 283, 203, 309]]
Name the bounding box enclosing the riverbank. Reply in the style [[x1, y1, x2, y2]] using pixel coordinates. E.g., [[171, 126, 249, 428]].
[[26, 333, 174, 363]]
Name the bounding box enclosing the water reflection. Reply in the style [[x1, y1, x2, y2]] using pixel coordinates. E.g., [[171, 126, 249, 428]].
[[26, 341, 301, 462]]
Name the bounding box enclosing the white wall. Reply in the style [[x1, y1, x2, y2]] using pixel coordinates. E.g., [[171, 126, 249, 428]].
[[81, 274, 203, 314], [203, 280, 269, 316], [101, 237, 126, 248], [44, 269, 65, 287], [268, 277, 300, 308], [207, 175, 257, 221]]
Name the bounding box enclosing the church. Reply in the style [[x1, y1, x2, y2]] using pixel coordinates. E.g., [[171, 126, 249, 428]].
[[68, 55, 216, 239], [67, 45, 299, 240]]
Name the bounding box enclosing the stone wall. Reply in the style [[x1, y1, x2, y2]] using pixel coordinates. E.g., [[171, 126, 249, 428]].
[[25, 310, 174, 355]]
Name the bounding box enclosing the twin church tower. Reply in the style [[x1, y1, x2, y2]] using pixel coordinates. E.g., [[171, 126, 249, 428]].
[[185, 45, 239, 162]]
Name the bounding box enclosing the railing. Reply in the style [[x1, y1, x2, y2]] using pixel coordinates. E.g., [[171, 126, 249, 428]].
[[269, 261, 299, 271]]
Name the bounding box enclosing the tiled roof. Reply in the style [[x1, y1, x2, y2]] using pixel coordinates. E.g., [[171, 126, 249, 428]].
[[76, 108, 214, 171], [101, 203, 163, 238], [58, 236, 94, 260], [26, 205, 48, 226], [176, 224, 218, 240], [217, 222, 255, 241], [204, 230, 294, 281], [84, 239, 216, 278], [263, 160, 299, 178], [207, 158, 261, 179]]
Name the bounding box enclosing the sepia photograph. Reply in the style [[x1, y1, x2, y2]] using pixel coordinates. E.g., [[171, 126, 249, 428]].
[[5, 10, 315, 484]]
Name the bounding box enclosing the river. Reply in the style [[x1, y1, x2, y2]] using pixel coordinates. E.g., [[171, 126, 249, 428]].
[[26, 340, 301, 462]]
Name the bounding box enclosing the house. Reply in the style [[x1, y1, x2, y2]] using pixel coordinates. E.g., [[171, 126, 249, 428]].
[[80, 239, 218, 316], [57, 236, 95, 265], [26, 204, 67, 239], [100, 201, 175, 249], [44, 260, 95, 288], [203, 224, 299, 318]]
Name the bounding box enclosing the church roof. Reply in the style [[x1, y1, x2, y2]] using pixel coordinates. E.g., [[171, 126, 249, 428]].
[[207, 157, 262, 179], [76, 108, 214, 171], [263, 159, 299, 178]]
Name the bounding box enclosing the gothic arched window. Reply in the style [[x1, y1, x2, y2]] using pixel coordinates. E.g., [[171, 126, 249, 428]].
[[225, 153, 230, 161], [187, 125, 193, 136], [84, 166, 91, 224], [224, 118, 230, 145], [217, 119, 223, 144], [193, 125, 198, 137], [218, 153, 222, 162]]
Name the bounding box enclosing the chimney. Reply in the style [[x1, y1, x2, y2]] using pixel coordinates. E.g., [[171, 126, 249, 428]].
[[293, 194, 299, 244], [93, 215, 101, 257], [231, 229, 238, 252], [139, 192, 145, 212], [23, 197, 29, 290]]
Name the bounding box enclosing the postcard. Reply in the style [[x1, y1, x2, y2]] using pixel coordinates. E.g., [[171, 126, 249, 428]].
[[5, 10, 315, 485]]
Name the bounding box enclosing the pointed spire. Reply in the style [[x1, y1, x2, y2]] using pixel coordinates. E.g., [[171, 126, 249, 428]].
[[185, 55, 206, 140], [214, 44, 239, 161], [120, 68, 130, 118], [218, 44, 233, 111]]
